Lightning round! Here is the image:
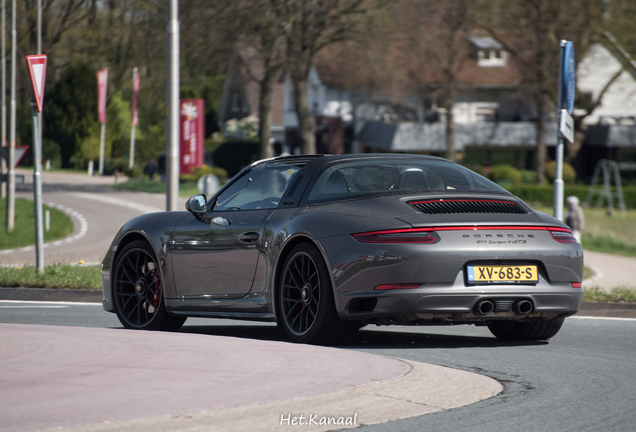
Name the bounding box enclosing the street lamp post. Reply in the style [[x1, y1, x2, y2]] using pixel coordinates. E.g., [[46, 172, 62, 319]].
[[6, 0, 16, 232], [166, 0, 180, 211]]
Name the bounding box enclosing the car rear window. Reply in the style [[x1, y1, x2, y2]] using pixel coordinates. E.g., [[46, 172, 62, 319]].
[[306, 159, 508, 203]]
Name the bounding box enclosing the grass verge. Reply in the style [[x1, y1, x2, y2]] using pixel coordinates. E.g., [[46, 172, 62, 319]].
[[531, 205, 636, 258], [0, 198, 74, 250], [111, 179, 201, 197], [0, 264, 101, 289], [583, 287, 636, 303], [581, 233, 636, 258], [1, 264, 633, 303]]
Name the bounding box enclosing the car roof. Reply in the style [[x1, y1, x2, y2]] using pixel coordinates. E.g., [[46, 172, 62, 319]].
[[252, 153, 451, 174]]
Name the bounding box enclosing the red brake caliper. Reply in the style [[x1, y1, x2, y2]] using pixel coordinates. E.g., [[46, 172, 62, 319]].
[[152, 275, 161, 308]]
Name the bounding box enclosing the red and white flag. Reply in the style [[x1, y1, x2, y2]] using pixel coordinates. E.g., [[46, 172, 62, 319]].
[[97, 68, 108, 124], [132, 68, 139, 126]]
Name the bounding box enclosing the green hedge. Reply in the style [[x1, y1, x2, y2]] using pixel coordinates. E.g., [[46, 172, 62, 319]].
[[504, 184, 636, 209]]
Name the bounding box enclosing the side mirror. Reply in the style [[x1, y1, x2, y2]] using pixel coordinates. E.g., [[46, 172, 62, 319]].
[[186, 194, 207, 216]]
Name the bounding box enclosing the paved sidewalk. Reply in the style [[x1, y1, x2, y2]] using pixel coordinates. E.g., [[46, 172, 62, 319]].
[[583, 249, 636, 291], [0, 324, 502, 432], [16, 167, 128, 187]]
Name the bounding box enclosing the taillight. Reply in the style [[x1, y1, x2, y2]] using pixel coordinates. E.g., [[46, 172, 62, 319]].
[[353, 228, 439, 244], [374, 283, 421, 290], [571, 282, 582, 288], [549, 228, 577, 243]]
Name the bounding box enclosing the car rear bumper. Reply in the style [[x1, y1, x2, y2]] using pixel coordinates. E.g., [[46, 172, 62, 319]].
[[338, 273, 583, 323]]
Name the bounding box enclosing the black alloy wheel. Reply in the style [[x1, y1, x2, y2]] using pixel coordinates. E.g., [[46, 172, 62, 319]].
[[281, 249, 321, 336], [278, 243, 360, 345], [112, 240, 185, 331]]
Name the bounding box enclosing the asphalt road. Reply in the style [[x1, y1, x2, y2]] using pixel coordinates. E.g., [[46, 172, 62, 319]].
[[1, 302, 634, 432]]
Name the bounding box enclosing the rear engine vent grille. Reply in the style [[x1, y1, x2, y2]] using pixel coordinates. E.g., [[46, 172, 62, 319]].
[[409, 199, 527, 215]]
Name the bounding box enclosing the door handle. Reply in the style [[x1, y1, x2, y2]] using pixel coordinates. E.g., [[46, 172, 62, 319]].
[[211, 217, 231, 226], [239, 232, 260, 243]]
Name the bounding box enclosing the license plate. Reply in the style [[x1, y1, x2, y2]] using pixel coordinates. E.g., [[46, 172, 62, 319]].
[[467, 265, 538, 283]]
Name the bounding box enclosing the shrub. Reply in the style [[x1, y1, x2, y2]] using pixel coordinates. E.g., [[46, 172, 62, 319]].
[[125, 165, 143, 178], [520, 169, 537, 184], [488, 165, 522, 185], [545, 161, 577, 184], [179, 164, 228, 183], [223, 116, 259, 142], [102, 158, 129, 176]]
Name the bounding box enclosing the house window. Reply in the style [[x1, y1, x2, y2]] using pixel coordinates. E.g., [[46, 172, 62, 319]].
[[470, 36, 507, 67], [231, 92, 241, 111], [477, 49, 507, 67]]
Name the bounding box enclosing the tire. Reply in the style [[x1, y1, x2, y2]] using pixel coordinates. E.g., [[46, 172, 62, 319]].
[[112, 240, 186, 331], [488, 317, 565, 341], [277, 243, 359, 345]]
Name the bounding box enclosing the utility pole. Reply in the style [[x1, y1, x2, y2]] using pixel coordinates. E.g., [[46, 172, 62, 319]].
[[167, 0, 180, 211], [6, 0, 16, 232]]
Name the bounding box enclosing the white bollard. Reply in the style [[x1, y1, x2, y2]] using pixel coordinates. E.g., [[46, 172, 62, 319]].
[[45, 210, 50, 232], [88, 160, 94, 176]]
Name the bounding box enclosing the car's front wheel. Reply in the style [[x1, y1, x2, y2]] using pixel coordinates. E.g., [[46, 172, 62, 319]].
[[112, 240, 186, 331], [488, 317, 565, 341], [277, 243, 359, 345]]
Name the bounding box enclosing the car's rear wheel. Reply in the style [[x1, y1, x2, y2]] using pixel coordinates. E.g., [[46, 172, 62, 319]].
[[488, 317, 565, 341], [113, 240, 186, 331], [277, 243, 359, 345]]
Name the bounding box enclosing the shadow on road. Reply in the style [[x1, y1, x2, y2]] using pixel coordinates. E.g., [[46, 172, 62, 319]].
[[174, 322, 547, 349]]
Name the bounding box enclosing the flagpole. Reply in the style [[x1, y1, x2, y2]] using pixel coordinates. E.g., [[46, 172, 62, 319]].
[[129, 68, 138, 170], [97, 68, 108, 176]]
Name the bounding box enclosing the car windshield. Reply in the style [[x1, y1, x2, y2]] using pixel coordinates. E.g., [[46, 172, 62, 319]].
[[215, 163, 301, 211], [306, 158, 508, 203]]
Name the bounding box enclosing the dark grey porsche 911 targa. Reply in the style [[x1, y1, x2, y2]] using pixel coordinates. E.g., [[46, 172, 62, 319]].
[[101, 154, 583, 344]]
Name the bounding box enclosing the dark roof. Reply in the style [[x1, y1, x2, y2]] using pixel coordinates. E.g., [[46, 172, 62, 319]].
[[264, 153, 450, 174], [469, 36, 503, 50]]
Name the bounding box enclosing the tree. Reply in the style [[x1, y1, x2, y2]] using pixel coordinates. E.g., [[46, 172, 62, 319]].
[[272, 0, 380, 154], [43, 63, 98, 167], [223, 0, 286, 159], [478, 0, 606, 184], [394, 0, 475, 162]]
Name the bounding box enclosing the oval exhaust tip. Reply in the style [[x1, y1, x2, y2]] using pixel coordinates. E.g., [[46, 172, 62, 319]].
[[513, 300, 533, 315], [474, 300, 495, 316]]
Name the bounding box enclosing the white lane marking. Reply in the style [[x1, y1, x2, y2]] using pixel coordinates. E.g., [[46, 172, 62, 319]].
[[0, 300, 102, 306], [0, 202, 88, 255], [571, 316, 636, 322], [71, 192, 163, 214], [0, 305, 68, 309]]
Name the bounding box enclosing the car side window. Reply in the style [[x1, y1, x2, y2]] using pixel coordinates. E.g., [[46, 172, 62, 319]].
[[214, 164, 300, 211]]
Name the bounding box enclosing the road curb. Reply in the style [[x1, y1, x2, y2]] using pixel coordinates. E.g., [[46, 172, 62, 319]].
[[2, 287, 636, 318], [0, 287, 102, 303], [578, 301, 636, 318]]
